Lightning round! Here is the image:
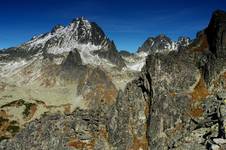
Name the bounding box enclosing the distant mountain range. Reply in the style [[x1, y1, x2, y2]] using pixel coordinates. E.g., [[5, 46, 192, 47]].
[[0, 16, 192, 72]]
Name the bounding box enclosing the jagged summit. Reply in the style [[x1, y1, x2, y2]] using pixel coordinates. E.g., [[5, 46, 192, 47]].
[[23, 17, 113, 55], [137, 34, 191, 54], [177, 36, 191, 47], [2, 17, 126, 68], [138, 34, 175, 53]]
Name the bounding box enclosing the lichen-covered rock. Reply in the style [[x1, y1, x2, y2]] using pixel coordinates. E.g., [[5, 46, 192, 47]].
[[141, 10, 226, 150], [0, 10, 226, 150], [0, 109, 111, 150], [108, 76, 151, 150]]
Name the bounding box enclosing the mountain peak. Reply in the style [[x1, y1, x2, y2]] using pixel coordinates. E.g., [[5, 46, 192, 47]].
[[72, 16, 89, 22], [177, 36, 191, 47], [137, 34, 191, 54], [70, 16, 92, 28], [3, 16, 125, 68], [156, 34, 168, 38], [16, 16, 114, 56], [137, 34, 176, 53], [154, 34, 172, 43]]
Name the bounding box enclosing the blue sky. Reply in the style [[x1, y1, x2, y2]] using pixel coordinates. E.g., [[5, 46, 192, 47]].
[[0, 0, 225, 52]]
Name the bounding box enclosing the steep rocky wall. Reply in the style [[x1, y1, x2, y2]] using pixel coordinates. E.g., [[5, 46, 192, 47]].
[[108, 10, 226, 150]]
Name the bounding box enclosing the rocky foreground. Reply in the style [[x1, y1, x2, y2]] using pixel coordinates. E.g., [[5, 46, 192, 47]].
[[0, 10, 226, 150]]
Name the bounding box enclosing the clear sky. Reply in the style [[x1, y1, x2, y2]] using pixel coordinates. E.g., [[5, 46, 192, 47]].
[[0, 0, 225, 52]]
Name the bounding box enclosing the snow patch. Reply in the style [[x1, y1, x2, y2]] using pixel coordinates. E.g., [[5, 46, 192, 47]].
[[127, 60, 145, 71], [0, 60, 30, 77], [124, 52, 147, 71], [24, 18, 104, 55], [136, 51, 148, 57]]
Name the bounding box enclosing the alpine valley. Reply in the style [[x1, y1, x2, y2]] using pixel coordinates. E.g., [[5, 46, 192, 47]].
[[0, 10, 226, 150]]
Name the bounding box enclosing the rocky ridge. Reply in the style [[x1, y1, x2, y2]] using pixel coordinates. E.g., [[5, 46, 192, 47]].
[[0, 10, 226, 150]]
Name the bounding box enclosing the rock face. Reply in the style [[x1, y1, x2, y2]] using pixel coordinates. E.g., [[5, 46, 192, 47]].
[[205, 10, 226, 57], [93, 42, 126, 68], [137, 34, 176, 54], [143, 10, 226, 149], [177, 36, 191, 49], [0, 10, 226, 150], [62, 49, 83, 68], [137, 34, 191, 54]]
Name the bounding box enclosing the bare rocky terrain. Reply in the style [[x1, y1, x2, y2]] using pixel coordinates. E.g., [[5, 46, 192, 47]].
[[0, 10, 225, 150]]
